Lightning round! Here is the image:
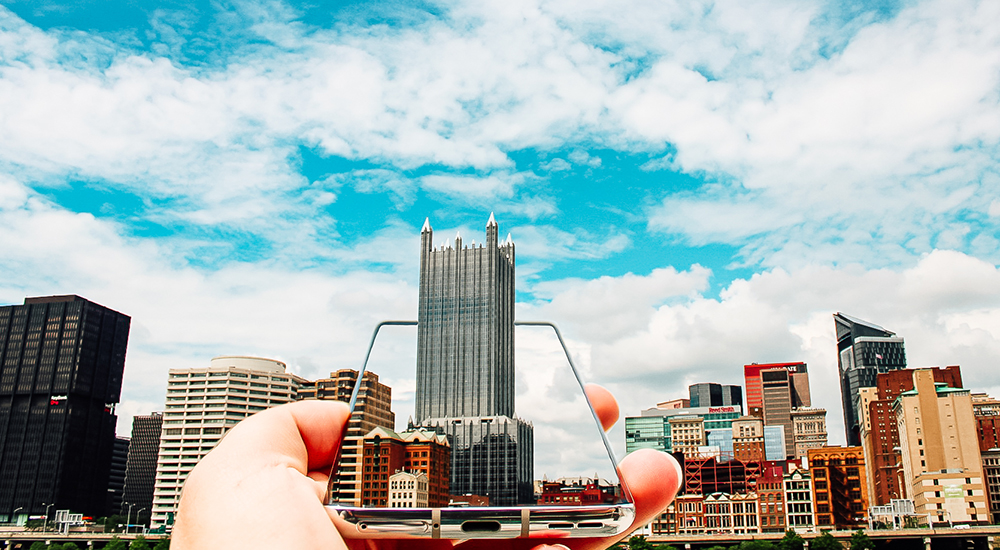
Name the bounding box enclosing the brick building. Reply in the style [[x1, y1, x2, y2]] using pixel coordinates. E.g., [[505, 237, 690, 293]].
[[757, 461, 787, 533], [361, 427, 450, 508], [808, 446, 869, 530]]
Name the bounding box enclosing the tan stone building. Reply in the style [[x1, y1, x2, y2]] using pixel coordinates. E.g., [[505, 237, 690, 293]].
[[669, 416, 706, 457], [791, 408, 828, 460], [732, 415, 766, 462], [895, 369, 987, 524]]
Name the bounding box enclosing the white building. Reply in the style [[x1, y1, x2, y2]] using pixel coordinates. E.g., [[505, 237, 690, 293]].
[[150, 356, 310, 528], [784, 468, 816, 532], [388, 471, 429, 508]]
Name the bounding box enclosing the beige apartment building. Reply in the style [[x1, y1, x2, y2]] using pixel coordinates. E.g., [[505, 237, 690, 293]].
[[150, 356, 310, 528], [895, 369, 988, 524], [669, 416, 706, 457]]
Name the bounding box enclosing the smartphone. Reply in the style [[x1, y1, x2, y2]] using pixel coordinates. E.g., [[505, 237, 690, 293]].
[[325, 320, 635, 540]]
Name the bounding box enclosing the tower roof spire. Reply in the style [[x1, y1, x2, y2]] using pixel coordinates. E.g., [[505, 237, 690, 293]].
[[422, 217, 432, 233], [487, 212, 497, 227]]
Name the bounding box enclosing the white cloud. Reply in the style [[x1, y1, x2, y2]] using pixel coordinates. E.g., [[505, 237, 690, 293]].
[[525, 250, 1000, 449]]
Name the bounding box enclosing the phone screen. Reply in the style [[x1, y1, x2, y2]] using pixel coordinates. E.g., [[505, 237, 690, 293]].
[[326, 320, 630, 513]]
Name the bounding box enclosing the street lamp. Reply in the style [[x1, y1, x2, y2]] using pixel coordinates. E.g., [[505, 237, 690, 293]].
[[136, 508, 147, 533], [126, 503, 135, 534], [11, 507, 22, 526], [42, 503, 53, 532]]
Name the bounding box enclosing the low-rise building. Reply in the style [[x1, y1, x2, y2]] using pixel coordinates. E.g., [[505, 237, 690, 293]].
[[757, 462, 786, 533], [807, 446, 869, 530], [703, 493, 760, 534], [361, 427, 451, 508], [784, 468, 815, 533], [388, 471, 428, 508], [791, 408, 828, 460]]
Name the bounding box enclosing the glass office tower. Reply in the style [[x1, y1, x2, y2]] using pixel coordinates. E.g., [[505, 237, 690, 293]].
[[834, 313, 906, 446], [414, 215, 533, 505]]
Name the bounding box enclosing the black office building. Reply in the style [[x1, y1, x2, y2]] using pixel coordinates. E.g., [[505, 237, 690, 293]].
[[123, 412, 162, 525], [689, 383, 743, 408], [834, 312, 906, 447], [107, 436, 129, 516], [0, 295, 130, 518]]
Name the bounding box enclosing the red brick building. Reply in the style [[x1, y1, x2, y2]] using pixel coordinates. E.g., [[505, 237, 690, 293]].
[[808, 446, 868, 530], [362, 427, 451, 507], [757, 461, 787, 533], [536, 479, 617, 506]]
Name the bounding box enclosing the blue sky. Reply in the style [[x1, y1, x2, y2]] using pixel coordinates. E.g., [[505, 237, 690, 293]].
[[1, 0, 1000, 463]]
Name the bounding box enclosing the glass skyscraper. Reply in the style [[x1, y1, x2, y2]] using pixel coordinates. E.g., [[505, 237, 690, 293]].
[[834, 312, 907, 446], [414, 215, 533, 505]]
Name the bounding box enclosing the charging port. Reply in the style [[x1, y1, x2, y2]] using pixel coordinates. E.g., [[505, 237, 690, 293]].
[[461, 520, 502, 532]]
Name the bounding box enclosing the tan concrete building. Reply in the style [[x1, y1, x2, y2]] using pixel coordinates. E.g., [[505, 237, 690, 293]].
[[151, 356, 310, 528], [388, 471, 429, 508], [303, 369, 394, 507], [791, 408, 828, 460], [761, 368, 795, 458], [894, 369, 987, 524], [732, 415, 766, 462], [669, 416, 706, 457]]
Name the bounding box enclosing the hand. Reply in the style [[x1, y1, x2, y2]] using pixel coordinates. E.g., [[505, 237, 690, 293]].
[[171, 386, 682, 550]]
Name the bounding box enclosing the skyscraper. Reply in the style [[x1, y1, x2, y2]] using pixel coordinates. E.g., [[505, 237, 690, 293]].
[[416, 214, 515, 420], [123, 412, 163, 525], [743, 362, 809, 414], [834, 313, 906, 446], [761, 368, 795, 458], [0, 295, 130, 518], [151, 356, 310, 527], [414, 215, 533, 505]]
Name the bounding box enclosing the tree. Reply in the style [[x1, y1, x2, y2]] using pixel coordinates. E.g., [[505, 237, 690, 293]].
[[780, 529, 806, 550], [61, 543, 82, 550], [104, 537, 129, 550], [811, 532, 844, 550], [130, 536, 151, 550], [628, 535, 655, 550], [152, 538, 170, 550], [28, 543, 46, 550], [850, 529, 875, 550], [741, 540, 777, 550]]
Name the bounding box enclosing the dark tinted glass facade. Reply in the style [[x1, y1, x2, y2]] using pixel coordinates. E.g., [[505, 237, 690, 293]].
[[0, 295, 130, 518], [834, 313, 906, 446], [123, 412, 162, 523], [414, 217, 533, 505], [689, 383, 743, 408], [108, 436, 129, 515], [416, 217, 515, 420]]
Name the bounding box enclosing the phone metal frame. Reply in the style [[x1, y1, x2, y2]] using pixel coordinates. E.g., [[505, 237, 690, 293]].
[[325, 320, 635, 540]]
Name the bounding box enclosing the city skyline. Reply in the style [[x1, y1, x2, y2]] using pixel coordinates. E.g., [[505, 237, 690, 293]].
[[1, 0, 999, 451]]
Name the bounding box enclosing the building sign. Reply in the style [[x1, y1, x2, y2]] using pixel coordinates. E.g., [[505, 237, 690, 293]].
[[708, 407, 737, 414], [50, 395, 67, 405]]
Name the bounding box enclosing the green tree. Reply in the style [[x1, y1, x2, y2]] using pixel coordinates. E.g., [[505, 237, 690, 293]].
[[850, 530, 875, 550], [61, 543, 81, 550], [28, 543, 46, 550], [130, 536, 151, 550], [628, 535, 654, 550], [45, 544, 63, 550], [152, 538, 169, 550], [811, 532, 844, 550], [779, 529, 805, 550], [741, 540, 777, 550], [104, 537, 129, 550]]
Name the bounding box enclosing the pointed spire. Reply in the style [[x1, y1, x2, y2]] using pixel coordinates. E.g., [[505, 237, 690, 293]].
[[421, 217, 431, 233], [455, 230, 461, 240], [487, 212, 497, 227], [505, 233, 512, 245]]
